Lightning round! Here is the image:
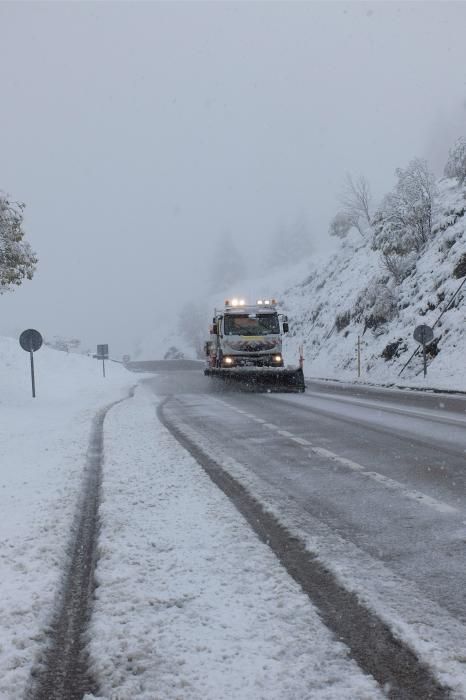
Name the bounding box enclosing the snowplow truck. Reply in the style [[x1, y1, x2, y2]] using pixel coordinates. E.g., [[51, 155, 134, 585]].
[[204, 299, 305, 392]]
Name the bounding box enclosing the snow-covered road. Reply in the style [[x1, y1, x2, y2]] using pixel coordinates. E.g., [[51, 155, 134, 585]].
[[87, 386, 382, 699], [2, 346, 466, 698], [146, 367, 466, 697]]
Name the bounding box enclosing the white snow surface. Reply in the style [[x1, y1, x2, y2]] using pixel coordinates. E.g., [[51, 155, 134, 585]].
[[86, 386, 382, 700], [0, 336, 133, 698]]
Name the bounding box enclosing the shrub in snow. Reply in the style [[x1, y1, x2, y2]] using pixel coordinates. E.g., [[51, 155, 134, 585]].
[[440, 236, 457, 252], [444, 137, 466, 184], [372, 158, 436, 257], [0, 193, 37, 292], [335, 310, 351, 331], [328, 211, 354, 239], [352, 278, 397, 331], [426, 336, 441, 358], [381, 338, 407, 361], [453, 253, 466, 279], [380, 251, 417, 284]]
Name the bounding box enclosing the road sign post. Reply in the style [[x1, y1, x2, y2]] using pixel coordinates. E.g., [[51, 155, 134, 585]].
[[413, 324, 434, 378], [96, 344, 109, 377], [19, 329, 43, 398]]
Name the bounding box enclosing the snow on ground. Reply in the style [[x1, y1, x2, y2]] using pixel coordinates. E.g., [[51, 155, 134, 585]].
[[86, 385, 382, 700], [0, 336, 133, 698]]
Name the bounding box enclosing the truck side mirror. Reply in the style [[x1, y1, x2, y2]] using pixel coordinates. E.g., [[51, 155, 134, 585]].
[[211, 323, 218, 335], [283, 322, 289, 333]]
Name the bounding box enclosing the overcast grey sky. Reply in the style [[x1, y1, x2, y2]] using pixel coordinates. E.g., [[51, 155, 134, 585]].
[[1, 1, 466, 357]]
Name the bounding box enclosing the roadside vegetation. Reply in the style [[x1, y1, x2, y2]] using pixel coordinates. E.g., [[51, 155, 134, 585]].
[[326, 134, 466, 370], [0, 193, 37, 293]]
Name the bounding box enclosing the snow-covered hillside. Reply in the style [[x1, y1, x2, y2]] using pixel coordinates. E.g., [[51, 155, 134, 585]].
[[158, 174, 466, 392], [280, 176, 466, 390]]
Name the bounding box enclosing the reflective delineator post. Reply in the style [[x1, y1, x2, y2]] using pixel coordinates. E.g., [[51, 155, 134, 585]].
[[357, 335, 361, 378]]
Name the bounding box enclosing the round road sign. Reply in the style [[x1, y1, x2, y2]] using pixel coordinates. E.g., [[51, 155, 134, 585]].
[[413, 324, 434, 345], [19, 329, 43, 352]]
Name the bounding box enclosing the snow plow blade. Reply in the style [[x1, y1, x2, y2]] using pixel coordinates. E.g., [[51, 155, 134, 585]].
[[204, 367, 305, 393]]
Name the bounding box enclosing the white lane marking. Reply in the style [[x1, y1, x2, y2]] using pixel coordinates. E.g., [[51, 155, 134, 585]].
[[290, 436, 312, 446], [311, 446, 365, 472], [306, 449, 457, 514], [361, 471, 457, 515], [205, 398, 458, 515], [304, 390, 466, 427]]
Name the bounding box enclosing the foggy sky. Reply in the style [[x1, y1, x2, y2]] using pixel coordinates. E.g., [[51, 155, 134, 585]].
[[1, 1, 466, 357]]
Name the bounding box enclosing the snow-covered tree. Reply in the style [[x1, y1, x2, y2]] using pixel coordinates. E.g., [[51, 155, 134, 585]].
[[209, 232, 245, 293], [328, 211, 354, 239], [338, 174, 372, 236], [444, 136, 466, 184], [0, 193, 37, 292], [372, 158, 435, 257]]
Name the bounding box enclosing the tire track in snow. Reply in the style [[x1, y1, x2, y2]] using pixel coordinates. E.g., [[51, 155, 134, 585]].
[[28, 388, 135, 700]]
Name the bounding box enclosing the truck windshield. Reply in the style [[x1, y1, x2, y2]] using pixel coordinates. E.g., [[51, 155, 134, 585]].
[[224, 314, 280, 336]]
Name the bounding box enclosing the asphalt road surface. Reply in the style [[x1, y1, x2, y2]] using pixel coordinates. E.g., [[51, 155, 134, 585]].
[[143, 364, 466, 696], [146, 367, 466, 621]]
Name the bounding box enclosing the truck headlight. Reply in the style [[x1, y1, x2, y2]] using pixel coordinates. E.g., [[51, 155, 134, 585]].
[[224, 357, 233, 365], [273, 355, 282, 362]]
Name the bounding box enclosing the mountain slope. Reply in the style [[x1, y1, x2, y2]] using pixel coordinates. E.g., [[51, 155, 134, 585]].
[[215, 176, 466, 391]]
